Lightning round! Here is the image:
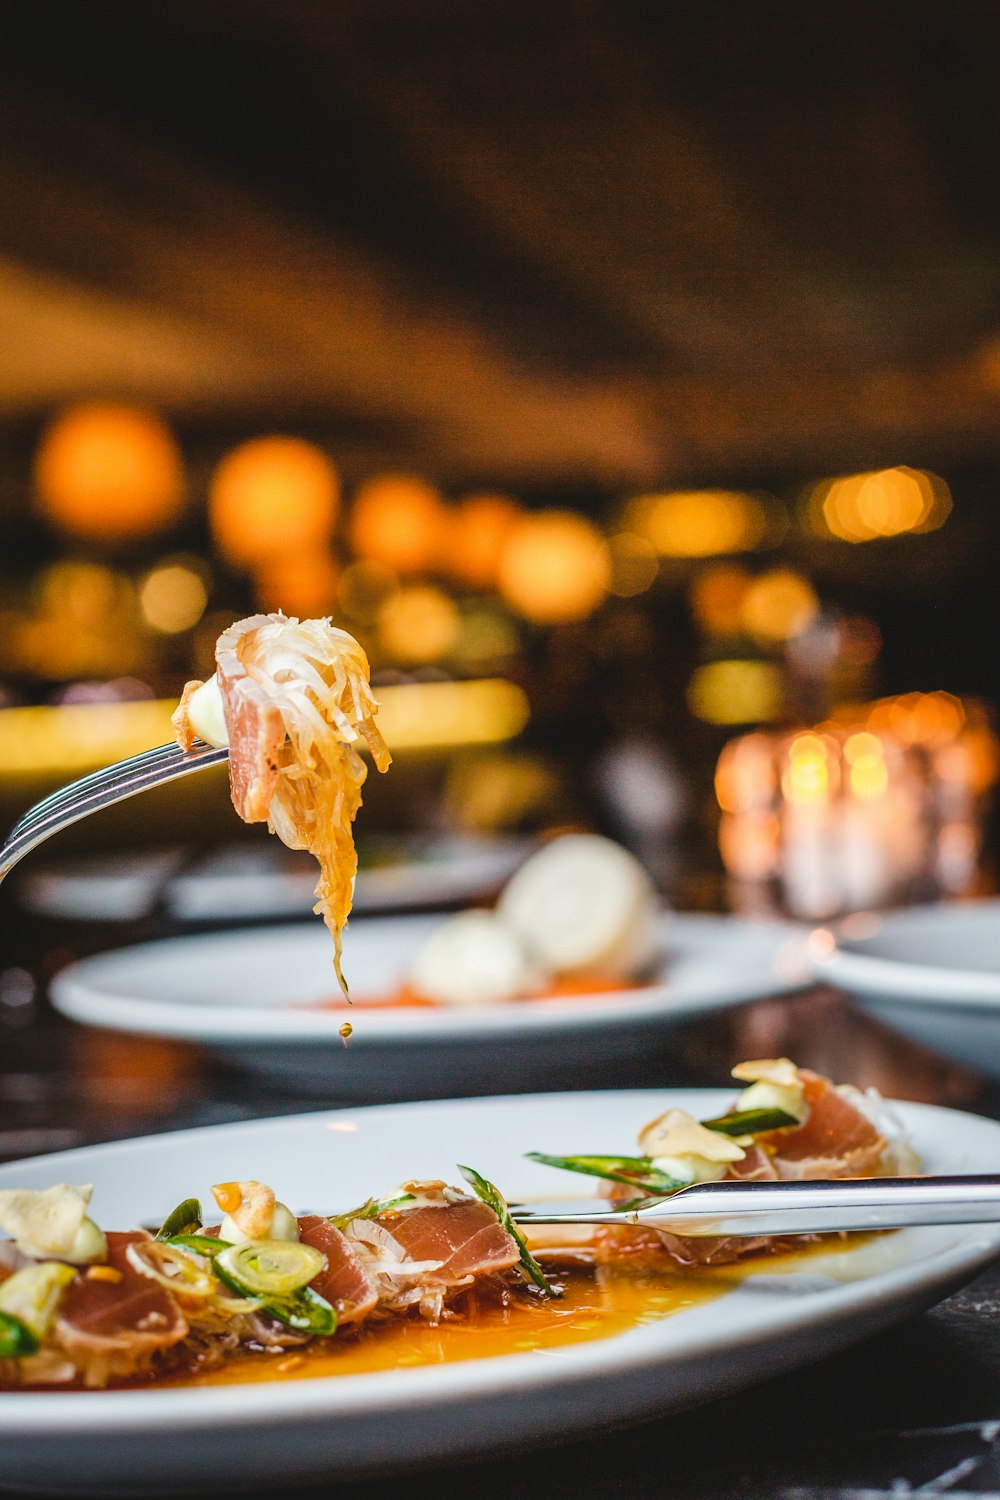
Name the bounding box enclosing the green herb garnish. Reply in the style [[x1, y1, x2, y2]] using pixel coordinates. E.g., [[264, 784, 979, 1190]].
[[327, 1193, 415, 1232], [701, 1108, 799, 1137], [525, 1153, 684, 1193], [0, 1309, 38, 1358], [155, 1198, 203, 1241], [458, 1164, 559, 1298], [212, 1257, 336, 1336], [167, 1232, 231, 1257]]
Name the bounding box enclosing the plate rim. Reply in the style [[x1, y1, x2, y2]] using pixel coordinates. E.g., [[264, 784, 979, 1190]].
[[2, 1089, 1000, 1437], [810, 898, 1000, 1010]]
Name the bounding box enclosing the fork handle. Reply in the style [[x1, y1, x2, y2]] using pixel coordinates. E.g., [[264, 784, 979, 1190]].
[[633, 1173, 1000, 1237]]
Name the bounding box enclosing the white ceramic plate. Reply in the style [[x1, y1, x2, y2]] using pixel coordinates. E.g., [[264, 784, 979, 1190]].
[[3, 1090, 1000, 1495], [50, 914, 810, 1097], [809, 899, 1000, 1078], [20, 837, 530, 924]]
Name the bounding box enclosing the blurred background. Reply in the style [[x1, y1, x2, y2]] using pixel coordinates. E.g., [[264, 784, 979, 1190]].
[[2, 0, 1000, 947]]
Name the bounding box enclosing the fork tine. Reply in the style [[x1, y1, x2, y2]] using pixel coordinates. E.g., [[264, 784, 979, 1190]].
[[24, 743, 185, 820], [1, 743, 228, 879]]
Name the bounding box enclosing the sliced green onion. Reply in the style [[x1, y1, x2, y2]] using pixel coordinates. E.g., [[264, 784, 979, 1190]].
[[701, 1108, 799, 1136], [525, 1152, 684, 1194], [214, 1241, 325, 1298], [155, 1198, 203, 1241], [167, 1233, 231, 1258], [0, 1262, 76, 1339], [262, 1287, 336, 1337], [212, 1255, 336, 1336], [0, 1309, 38, 1358], [327, 1192, 415, 1231], [458, 1164, 559, 1298]]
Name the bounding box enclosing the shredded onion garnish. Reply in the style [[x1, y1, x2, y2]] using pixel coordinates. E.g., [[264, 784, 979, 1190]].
[[125, 1241, 216, 1300]]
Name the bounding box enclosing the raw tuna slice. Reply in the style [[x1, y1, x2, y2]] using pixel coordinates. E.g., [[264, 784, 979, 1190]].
[[376, 1199, 520, 1287], [54, 1231, 187, 1384], [297, 1216, 378, 1325], [762, 1071, 887, 1180], [215, 614, 287, 822]]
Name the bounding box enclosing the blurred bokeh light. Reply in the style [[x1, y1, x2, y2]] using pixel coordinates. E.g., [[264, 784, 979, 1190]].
[[35, 404, 185, 541], [209, 437, 339, 567], [497, 510, 610, 623], [348, 475, 446, 575]]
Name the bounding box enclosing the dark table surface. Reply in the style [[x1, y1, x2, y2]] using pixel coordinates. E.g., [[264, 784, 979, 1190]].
[[4, 892, 1000, 1500]]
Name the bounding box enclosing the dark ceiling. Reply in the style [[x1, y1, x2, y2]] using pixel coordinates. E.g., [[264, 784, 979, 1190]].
[[2, 0, 1000, 486]]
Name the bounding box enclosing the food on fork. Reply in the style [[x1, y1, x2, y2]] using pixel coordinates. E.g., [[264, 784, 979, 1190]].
[[173, 614, 391, 992], [405, 833, 663, 1005], [0, 1059, 919, 1391]]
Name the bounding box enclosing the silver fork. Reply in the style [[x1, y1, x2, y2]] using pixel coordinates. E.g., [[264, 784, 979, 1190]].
[[512, 1174, 1000, 1237], [0, 742, 229, 884]]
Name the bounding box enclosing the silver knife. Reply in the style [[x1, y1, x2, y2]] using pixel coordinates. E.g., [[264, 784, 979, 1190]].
[[510, 1174, 1000, 1238]]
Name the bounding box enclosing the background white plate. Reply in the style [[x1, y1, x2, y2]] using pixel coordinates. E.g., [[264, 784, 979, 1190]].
[[19, 836, 530, 924], [3, 1090, 1000, 1495], [50, 913, 810, 1097], [810, 899, 1000, 1079]]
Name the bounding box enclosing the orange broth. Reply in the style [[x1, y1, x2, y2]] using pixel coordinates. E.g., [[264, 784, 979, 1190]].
[[162, 1255, 728, 1388]]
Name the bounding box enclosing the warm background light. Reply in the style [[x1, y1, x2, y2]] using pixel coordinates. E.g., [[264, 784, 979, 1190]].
[[35, 403, 185, 541], [627, 489, 767, 557], [447, 493, 521, 589], [497, 510, 610, 623], [139, 559, 208, 635], [686, 659, 784, 725], [209, 436, 339, 567], [0, 678, 530, 777], [376, 584, 460, 665], [607, 532, 658, 597], [689, 564, 751, 635], [807, 467, 952, 542], [740, 569, 818, 642], [252, 551, 339, 616], [348, 474, 446, 575]]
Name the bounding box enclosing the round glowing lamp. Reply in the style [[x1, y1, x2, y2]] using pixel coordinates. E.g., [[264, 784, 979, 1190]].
[[448, 493, 522, 589], [497, 510, 610, 624], [209, 437, 339, 567], [377, 584, 460, 665], [348, 474, 446, 575], [35, 403, 185, 541], [253, 550, 340, 616]]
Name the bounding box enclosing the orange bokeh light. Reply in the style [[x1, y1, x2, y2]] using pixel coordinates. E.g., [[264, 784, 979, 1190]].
[[209, 437, 339, 568], [448, 493, 522, 589], [348, 474, 446, 575], [690, 563, 751, 635], [497, 510, 610, 624], [627, 489, 767, 557], [35, 403, 185, 541], [808, 467, 951, 542], [253, 550, 340, 616]]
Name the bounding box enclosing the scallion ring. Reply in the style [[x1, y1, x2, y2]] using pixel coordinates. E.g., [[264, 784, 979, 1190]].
[[213, 1240, 325, 1298]]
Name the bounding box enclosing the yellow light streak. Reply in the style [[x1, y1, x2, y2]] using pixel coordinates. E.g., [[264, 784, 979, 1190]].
[[0, 679, 530, 777]]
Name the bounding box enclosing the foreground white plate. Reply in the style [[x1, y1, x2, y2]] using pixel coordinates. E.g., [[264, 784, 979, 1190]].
[[810, 899, 1000, 1078], [50, 914, 810, 1097], [3, 1090, 1000, 1495]]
